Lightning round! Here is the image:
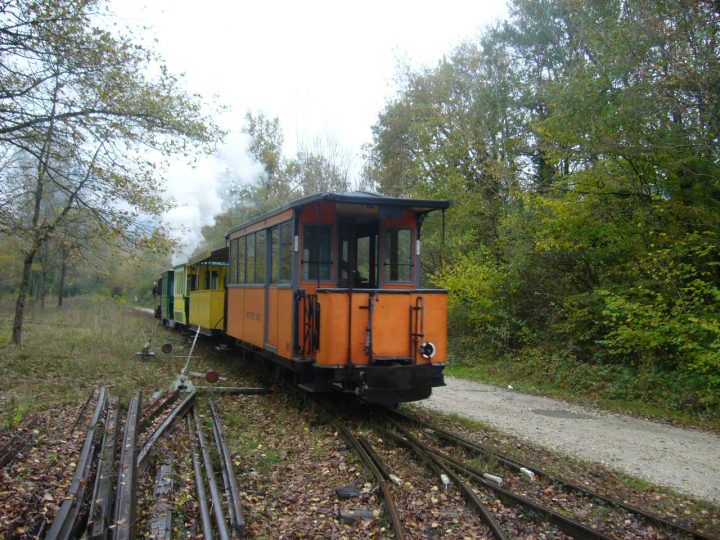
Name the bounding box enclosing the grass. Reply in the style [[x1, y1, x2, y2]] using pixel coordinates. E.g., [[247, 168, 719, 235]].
[[446, 351, 720, 431], [3, 396, 32, 428], [0, 296, 183, 413]]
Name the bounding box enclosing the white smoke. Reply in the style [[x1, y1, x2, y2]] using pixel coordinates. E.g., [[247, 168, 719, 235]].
[[163, 130, 263, 265]]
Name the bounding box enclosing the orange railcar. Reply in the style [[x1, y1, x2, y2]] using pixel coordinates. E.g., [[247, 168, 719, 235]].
[[225, 192, 450, 403]]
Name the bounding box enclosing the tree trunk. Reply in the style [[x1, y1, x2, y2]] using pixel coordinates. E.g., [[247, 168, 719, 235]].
[[39, 268, 48, 309], [12, 251, 36, 345], [57, 246, 67, 308]]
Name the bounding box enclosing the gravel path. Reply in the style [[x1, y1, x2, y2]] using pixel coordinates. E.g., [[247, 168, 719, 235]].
[[414, 376, 720, 504]]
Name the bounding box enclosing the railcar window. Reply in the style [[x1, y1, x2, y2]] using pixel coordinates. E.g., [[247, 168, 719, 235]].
[[175, 270, 184, 295], [270, 226, 279, 283], [302, 224, 332, 281], [384, 228, 413, 282], [237, 236, 246, 284], [246, 234, 255, 284], [338, 222, 351, 284], [188, 272, 196, 292], [357, 235, 372, 284], [255, 230, 266, 284], [228, 239, 236, 284], [280, 221, 292, 283]]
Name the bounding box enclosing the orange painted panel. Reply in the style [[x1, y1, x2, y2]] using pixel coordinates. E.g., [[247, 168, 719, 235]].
[[277, 288, 294, 359], [314, 290, 448, 367], [226, 287, 245, 340], [371, 295, 412, 358], [316, 293, 349, 366], [266, 287, 278, 348], [350, 293, 370, 365], [243, 288, 265, 348], [313, 291, 374, 367], [412, 293, 448, 365]]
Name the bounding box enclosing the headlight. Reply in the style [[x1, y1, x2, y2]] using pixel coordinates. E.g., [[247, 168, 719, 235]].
[[420, 342, 436, 359]]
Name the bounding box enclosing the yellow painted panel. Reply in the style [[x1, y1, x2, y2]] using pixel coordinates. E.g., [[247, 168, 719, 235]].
[[189, 290, 226, 330], [173, 296, 187, 324]]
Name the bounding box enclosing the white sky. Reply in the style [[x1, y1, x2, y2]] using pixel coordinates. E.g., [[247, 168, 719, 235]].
[[109, 0, 508, 259]]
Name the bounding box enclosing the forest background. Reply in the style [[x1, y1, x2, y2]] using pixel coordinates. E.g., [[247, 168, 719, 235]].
[[1, 0, 718, 421]]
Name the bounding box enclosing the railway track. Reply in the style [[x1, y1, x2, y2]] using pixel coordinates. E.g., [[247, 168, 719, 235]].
[[2, 376, 715, 538], [307, 395, 715, 539], [31, 387, 249, 539], [384, 406, 714, 540]]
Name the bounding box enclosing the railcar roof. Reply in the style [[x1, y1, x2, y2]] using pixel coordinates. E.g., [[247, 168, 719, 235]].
[[225, 191, 451, 237], [188, 246, 228, 266]]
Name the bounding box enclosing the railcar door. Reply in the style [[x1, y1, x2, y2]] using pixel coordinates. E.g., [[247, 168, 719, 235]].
[[337, 219, 378, 289], [265, 221, 294, 355]]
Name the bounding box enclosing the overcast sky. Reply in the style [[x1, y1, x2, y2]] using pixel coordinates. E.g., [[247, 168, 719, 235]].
[[109, 0, 508, 259]]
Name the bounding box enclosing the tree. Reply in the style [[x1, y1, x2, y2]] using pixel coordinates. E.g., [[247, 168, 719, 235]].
[[0, 0, 219, 345], [365, 0, 720, 410], [291, 135, 351, 195], [240, 111, 292, 211]]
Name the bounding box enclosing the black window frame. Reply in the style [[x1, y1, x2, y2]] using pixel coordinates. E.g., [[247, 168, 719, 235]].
[[255, 230, 266, 284], [270, 225, 280, 284], [246, 233, 256, 284], [279, 221, 293, 284], [383, 227, 414, 283], [302, 223, 332, 282], [228, 238, 237, 284], [237, 236, 246, 284]]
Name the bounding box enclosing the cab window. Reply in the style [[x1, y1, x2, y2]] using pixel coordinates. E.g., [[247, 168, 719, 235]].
[[384, 228, 413, 282], [302, 224, 332, 281]]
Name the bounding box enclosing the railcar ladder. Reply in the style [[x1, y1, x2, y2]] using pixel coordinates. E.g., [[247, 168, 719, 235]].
[[410, 296, 425, 364]]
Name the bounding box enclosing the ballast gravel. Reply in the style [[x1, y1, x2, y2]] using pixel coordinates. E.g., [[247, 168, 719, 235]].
[[415, 376, 720, 504]]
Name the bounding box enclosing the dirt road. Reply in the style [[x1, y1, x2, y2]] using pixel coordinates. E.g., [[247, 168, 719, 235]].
[[415, 376, 720, 503]]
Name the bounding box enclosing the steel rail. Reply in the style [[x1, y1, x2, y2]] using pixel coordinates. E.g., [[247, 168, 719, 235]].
[[46, 386, 107, 540], [210, 412, 234, 527], [188, 413, 213, 540], [209, 399, 246, 538], [87, 396, 119, 540], [149, 463, 173, 540], [112, 391, 141, 540], [358, 436, 392, 479], [194, 406, 231, 540], [137, 390, 196, 471], [200, 387, 271, 395], [385, 422, 615, 540], [311, 399, 406, 540], [139, 391, 180, 433], [389, 407, 713, 540], [378, 427, 507, 540], [70, 387, 97, 432]]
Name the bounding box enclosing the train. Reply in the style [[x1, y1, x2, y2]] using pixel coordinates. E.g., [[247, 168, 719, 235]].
[[153, 191, 450, 404]]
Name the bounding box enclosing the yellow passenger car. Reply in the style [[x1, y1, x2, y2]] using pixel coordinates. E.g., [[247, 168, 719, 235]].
[[172, 263, 191, 325], [187, 247, 228, 335]]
